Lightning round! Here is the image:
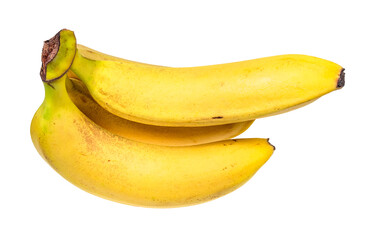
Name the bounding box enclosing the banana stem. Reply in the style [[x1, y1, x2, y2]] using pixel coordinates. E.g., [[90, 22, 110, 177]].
[[43, 75, 70, 105], [70, 51, 97, 84]]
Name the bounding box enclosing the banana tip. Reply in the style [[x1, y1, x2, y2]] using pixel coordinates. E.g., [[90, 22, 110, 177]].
[[267, 138, 276, 150], [337, 68, 345, 89]]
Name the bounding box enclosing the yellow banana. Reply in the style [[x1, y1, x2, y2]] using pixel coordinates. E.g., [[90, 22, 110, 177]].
[[52, 29, 345, 127], [31, 74, 274, 207], [66, 74, 253, 146]]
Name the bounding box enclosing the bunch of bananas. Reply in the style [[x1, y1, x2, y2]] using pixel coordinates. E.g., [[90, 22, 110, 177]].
[[31, 29, 345, 208]]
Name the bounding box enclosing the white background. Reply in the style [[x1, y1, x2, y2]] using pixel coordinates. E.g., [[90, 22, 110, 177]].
[[1, 0, 379, 239]]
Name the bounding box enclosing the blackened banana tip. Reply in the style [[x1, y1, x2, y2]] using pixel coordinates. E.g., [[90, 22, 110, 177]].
[[337, 68, 345, 89]]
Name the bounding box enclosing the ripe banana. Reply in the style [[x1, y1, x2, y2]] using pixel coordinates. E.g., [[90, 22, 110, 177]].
[[31, 73, 274, 207], [50, 29, 345, 127], [66, 74, 254, 146]]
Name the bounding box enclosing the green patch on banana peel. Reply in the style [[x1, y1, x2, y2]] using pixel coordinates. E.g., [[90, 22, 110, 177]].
[[40, 29, 76, 83]]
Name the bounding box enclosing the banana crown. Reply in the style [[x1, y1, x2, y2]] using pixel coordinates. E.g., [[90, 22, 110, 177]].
[[40, 29, 76, 83]]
